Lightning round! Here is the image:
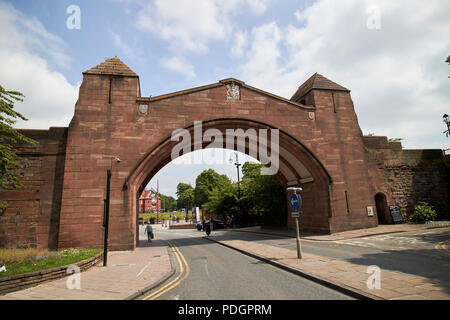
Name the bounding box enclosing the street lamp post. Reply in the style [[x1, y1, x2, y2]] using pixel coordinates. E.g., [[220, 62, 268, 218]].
[[103, 156, 120, 267], [229, 152, 241, 199], [229, 152, 242, 221], [287, 187, 303, 260]]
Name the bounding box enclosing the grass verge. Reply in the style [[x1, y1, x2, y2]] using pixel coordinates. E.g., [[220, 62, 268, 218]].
[[0, 248, 102, 278], [139, 211, 194, 221]]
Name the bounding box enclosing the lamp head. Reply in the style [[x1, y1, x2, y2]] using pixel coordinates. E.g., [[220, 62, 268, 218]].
[[114, 157, 121, 163]]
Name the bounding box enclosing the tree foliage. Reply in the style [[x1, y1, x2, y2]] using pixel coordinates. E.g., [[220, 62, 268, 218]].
[[202, 163, 287, 226], [179, 188, 194, 211], [175, 182, 193, 208], [0, 85, 37, 201], [240, 162, 287, 226], [408, 202, 437, 223], [159, 193, 177, 212], [205, 177, 238, 218], [194, 169, 230, 206]]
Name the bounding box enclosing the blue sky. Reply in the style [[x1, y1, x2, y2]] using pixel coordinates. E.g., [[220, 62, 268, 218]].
[[1, 0, 449, 197]]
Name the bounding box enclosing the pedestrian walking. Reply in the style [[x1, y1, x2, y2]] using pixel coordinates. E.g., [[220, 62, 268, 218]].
[[205, 218, 211, 236], [144, 224, 154, 242]]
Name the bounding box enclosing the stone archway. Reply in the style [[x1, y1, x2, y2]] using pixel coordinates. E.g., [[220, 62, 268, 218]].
[[125, 118, 333, 247], [44, 57, 379, 251]]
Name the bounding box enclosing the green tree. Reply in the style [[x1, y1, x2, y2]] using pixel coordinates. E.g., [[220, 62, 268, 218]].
[[194, 169, 230, 206], [240, 162, 287, 226], [179, 188, 194, 211], [176, 182, 193, 208], [206, 181, 239, 218], [159, 194, 177, 212], [0, 85, 37, 210]]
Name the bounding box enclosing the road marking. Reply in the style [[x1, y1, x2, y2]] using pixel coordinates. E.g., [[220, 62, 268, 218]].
[[136, 262, 151, 278], [434, 242, 449, 254], [204, 260, 209, 277], [142, 242, 190, 300]]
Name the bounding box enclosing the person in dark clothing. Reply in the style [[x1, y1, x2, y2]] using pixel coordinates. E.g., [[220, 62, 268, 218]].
[[144, 224, 154, 242], [205, 218, 211, 236]]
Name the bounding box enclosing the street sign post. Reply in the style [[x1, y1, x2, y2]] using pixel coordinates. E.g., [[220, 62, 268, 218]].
[[287, 187, 303, 260], [291, 211, 302, 218]]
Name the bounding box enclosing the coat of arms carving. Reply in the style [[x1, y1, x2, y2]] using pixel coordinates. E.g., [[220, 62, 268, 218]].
[[226, 83, 240, 100]]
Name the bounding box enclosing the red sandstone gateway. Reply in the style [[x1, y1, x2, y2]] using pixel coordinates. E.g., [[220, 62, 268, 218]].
[[2, 57, 447, 251]]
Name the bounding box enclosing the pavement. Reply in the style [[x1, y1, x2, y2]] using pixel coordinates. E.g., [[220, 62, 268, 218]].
[[0, 224, 173, 300], [206, 222, 450, 300]]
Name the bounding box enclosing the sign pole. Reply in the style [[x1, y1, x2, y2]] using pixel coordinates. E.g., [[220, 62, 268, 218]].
[[295, 217, 302, 259], [287, 187, 303, 260]]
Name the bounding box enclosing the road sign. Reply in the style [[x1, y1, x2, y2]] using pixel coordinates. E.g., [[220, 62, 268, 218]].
[[290, 194, 299, 210], [291, 211, 303, 218]]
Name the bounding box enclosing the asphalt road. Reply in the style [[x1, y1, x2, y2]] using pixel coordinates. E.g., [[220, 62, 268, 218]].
[[139, 226, 353, 300], [211, 227, 450, 286]]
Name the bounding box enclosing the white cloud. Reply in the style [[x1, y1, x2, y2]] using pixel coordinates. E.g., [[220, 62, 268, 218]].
[[238, 22, 283, 91], [134, 0, 270, 75], [161, 56, 196, 78], [0, 2, 78, 129], [135, 0, 270, 53], [109, 29, 145, 64], [231, 30, 248, 58], [136, 0, 229, 54], [236, 0, 450, 149]]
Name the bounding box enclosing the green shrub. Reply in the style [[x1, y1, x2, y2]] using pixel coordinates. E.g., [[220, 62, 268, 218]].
[[408, 202, 437, 223]]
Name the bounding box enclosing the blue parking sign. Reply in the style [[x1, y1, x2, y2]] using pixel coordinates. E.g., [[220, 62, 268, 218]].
[[290, 194, 299, 210]]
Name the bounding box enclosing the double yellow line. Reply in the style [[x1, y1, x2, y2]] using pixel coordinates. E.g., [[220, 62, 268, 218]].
[[143, 242, 190, 300], [434, 241, 449, 254]]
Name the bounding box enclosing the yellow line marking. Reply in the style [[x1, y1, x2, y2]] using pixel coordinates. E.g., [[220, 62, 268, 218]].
[[143, 242, 189, 300], [148, 245, 191, 300], [142, 243, 182, 300], [434, 242, 450, 255]]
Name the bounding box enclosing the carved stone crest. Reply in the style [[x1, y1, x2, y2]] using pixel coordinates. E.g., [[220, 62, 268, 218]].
[[226, 83, 240, 100], [138, 104, 148, 114]]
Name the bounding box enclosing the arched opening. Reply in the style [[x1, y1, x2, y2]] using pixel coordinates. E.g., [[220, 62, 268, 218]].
[[138, 149, 278, 235], [125, 119, 332, 248], [375, 192, 391, 224]]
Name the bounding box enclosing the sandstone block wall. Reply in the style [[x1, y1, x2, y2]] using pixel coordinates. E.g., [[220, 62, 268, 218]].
[[0, 127, 67, 249], [364, 136, 450, 220]]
